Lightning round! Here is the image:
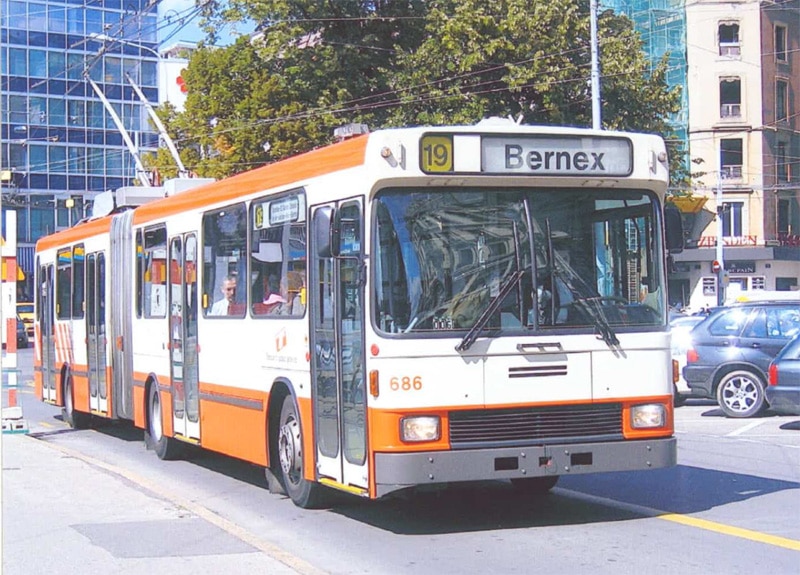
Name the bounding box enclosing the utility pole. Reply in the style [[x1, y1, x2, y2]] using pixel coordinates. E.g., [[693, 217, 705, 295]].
[[715, 170, 727, 306], [590, 0, 601, 130]]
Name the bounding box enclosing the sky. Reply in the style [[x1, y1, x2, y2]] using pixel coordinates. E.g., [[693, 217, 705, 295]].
[[157, 0, 254, 46]]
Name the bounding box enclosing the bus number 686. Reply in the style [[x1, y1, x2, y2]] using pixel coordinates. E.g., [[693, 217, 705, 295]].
[[390, 376, 423, 391]]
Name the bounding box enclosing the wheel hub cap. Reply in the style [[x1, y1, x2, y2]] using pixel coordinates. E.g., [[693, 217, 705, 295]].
[[279, 419, 302, 476]]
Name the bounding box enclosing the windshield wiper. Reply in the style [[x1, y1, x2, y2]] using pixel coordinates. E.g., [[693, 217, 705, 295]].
[[570, 296, 621, 349], [455, 269, 525, 352]]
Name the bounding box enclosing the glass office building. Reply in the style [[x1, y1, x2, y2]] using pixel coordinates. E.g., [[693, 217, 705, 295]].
[[1, 0, 160, 289]]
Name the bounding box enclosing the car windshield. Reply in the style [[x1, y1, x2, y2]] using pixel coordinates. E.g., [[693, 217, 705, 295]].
[[374, 187, 665, 336]]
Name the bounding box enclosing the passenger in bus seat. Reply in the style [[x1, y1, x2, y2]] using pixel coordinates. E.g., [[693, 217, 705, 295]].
[[259, 274, 286, 314], [210, 275, 237, 315], [281, 271, 306, 315]]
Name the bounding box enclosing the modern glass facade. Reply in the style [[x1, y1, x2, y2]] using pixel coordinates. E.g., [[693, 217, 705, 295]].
[[605, 0, 689, 175], [1, 0, 160, 284]]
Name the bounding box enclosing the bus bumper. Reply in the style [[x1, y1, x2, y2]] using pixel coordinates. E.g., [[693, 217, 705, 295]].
[[373, 437, 676, 498]]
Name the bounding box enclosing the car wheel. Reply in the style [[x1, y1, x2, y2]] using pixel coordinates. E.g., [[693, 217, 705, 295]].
[[147, 385, 182, 460], [716, 369, 766, 418], [63, 375, 91, 429], [277, 395, 327, 508]]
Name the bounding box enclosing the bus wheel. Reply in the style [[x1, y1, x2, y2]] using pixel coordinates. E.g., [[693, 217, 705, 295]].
[[147, 385, 181, 460], [277, 395, 326, 508], [62, 375, 91, 429], [510, 476, 559, 494]]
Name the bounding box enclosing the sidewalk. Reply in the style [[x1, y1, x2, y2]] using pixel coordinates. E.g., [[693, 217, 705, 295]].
[[1, 433, 307, 575]]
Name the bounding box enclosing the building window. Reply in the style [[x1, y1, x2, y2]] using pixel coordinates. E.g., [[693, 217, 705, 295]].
[[719, 23, 740, 57], [775, 25, 787, 62], [777, 142, 788, 182], [720, 139, 743, 179], [777, 199, 790, 234], [719, 78, 741, 118], [776, 80, 788, 121], [721, 201, 744, 237]]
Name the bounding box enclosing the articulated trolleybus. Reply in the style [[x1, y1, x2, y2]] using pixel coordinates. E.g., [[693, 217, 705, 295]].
[[35, 118, 682, 508]]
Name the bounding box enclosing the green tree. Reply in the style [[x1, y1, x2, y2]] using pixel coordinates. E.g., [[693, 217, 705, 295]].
[[386, 0, 679, 132], [150, 1, 427, 178], [158, 0, 686, 188]]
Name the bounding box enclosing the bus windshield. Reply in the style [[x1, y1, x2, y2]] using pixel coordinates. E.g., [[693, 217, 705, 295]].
[[374, 187, 664, 336]]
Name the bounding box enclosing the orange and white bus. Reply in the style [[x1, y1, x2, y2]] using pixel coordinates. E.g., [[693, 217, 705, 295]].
[[35, 119, 683, 507]]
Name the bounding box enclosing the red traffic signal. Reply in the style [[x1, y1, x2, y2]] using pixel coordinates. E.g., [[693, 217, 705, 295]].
[[711, 260, 722, 273], [176, 70, 188, 94]]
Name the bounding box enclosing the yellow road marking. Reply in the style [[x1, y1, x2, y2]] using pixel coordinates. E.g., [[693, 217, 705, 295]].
[[659, 513, 800, 551], [561, 488, 800, 551]]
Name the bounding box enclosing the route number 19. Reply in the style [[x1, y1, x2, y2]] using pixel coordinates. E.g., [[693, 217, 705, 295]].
[[420, 135, 453, 173]]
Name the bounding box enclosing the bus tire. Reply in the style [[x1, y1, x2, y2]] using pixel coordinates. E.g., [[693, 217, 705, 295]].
[[510, 475, 559, 494], [277, 395, 326, 508], [62, 374, 91, 429], [147, 385, 181, 460]]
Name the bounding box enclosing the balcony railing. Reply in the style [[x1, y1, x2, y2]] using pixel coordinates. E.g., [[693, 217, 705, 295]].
[[719, 43, 741, 57], [720, 103, 741, 118], [720, 165, 743, 179]]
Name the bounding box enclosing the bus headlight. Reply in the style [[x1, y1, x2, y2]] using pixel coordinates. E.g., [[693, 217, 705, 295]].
[[401, 416, 440, 442], [631, 404, 666, 428]]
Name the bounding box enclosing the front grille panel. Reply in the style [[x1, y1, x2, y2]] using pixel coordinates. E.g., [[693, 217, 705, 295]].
[[448, 403, 623, 448]]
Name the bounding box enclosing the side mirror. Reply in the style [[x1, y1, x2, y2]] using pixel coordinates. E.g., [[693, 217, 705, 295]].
[[313, 206, 339, 258], [664, 205, 684, 254]]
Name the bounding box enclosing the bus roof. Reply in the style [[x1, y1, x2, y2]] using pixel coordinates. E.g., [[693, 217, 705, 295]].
[[132, 135, 370, 226]]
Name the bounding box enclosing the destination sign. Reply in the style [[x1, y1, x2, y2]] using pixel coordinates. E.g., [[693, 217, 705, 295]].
[[482, 135, 632, 176], [253, 193, 306, 230]]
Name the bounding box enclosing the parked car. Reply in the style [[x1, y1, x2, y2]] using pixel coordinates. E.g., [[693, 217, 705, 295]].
[[683, 301, 800, 417], [16, 315, 29, 349], [16, 301, 34, 337], [670, 314, 707, 405], [766, 334, 800, 416]]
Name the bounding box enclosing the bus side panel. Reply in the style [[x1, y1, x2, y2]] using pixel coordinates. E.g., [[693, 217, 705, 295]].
[[132, 383, 147, 429], [34, 357, 42, 399], [197, 382, 269, 466], [160, 386, 175, 438], [298, 395, 314, 482], [72, 367, 91, 413]]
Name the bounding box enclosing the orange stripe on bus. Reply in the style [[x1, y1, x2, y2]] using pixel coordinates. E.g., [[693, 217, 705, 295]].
[[133, 136, 369, 226], [199, 392, 269, 466], [35, 216, 112, 252]]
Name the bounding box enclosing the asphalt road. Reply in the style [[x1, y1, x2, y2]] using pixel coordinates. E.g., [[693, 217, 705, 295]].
[[5, 348, 800, 574]]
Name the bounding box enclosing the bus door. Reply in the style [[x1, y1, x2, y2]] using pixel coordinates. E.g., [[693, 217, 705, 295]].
[[168, 234, 200, 442], [86, 253, 108, 415], [39, 263, 57, 402], [310, 200, 368, 493]]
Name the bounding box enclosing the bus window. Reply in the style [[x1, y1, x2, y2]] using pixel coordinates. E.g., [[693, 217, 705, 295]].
[[143, 225, 167, 318], [374, 187, 663, 336], [202, 203, 247, 317], [249, 191, 307, 317], [374, 189, 530, 333], [56, 247, 72, 319], [72, 244, 85, 319]]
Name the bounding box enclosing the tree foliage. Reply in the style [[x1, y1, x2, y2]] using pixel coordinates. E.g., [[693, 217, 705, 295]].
[[152, 0, 686, 189]]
